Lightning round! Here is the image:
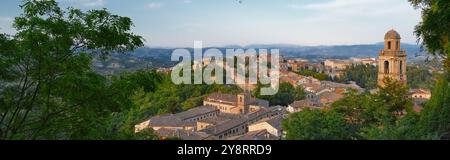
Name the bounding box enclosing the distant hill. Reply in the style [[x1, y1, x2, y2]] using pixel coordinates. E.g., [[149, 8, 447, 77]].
[[93, 43, 428, 74], [243, 43, 425, 60], [136, 43, 426, 60]]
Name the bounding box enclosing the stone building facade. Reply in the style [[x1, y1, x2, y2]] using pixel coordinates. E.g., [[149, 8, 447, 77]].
[[378, 29, 407, 87]]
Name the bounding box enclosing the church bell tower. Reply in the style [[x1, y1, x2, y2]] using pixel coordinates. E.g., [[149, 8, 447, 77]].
[[378, 29, 407, 87]]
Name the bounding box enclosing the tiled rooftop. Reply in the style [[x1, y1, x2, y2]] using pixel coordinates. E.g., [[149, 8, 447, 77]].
[[147, 105, 218, 127]]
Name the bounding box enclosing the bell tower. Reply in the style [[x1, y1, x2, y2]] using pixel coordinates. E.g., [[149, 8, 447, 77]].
[[237, 93, 250, 114], [378, 29, 407, 87]]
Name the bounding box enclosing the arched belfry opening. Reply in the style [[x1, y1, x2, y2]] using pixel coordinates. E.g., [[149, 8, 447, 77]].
[[400, 61, 403, 74], [384, 61, 390, 74], [378, 29, 407, 87]]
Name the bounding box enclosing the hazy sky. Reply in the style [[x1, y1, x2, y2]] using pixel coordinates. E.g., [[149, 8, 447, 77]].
[[0, 0, 422, 47]]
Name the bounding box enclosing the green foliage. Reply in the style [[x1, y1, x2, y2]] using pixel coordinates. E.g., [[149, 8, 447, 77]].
[[182, 97, 204, 111], [134, 128, 159, 140], [377, 78, 413, 114], [285, 78, 417, 140], [333, 91, 381, 127], [341, 64, 378, 89], [409, 0, 450, 73], [254, 82, 305, 106], [109, 73, 242, 139], [293, 85, 307, 101], [418, 76, 450, 138], [0, 0, 144, 139], [340, 64, 438, 90], [283, 109, 353, 140], [359, 76, 449, 140], [296, 69, 329, 81], [407, 65, 435, 89]]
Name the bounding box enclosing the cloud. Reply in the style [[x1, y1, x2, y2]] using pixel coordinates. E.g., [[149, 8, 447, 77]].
[[0, 17, 13, 22], [287, 4, 303, 9], [146, 2, 163, 9], [0, 16, 15, 34], [61, 0, 106, 7], [301, 0, 382, 10], [283, 0, 422, 45], [289, 0, 419, 23]]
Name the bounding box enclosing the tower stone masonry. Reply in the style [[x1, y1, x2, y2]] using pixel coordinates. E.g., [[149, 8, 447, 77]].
[[378, 29, 407, 87]]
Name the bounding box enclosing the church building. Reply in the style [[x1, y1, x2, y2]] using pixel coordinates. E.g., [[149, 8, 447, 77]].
[[378, 29, 407, 87]]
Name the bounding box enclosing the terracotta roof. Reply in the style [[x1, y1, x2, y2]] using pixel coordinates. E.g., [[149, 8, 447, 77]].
[[176, 105, 218, 120], [197, 115, 231, 126], [200, 118, 246, 135], [290, 100, 320, 109], [200, 109, 270, 135], [147, 114, 187, 127], [410, 89, 431, 95], [205, 92, 269, 108], [318, 91, 344, 104], [147, 105, 218, 127], [206, 93, 238, 105], [253, 115, 284, 131], [155, 128, 210, 140]]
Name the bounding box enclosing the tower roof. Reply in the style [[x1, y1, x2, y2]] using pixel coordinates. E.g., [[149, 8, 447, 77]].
[[384, 29, 401, 39]]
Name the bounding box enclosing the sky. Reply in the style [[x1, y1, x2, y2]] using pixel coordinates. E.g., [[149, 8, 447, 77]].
[[0, 0, 422, 48]]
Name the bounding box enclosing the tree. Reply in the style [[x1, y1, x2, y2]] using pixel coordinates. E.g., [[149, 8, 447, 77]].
[[182, 97, 204, 111], [254, 82, 296, 106], [329, 78, 416, 140], [341, 64, 378, 89], [409, 0, 450, 74], [359, 113, 424, 140], [377, 78, 413, 115], [409, 0, 450, 140], [418, 77, 450, 138], [332, 91, 377, 126], [0, 0, 144, 139], [407, 65, 435, 89], [133, 128, 159, 140], [296, 69, 329, 81], [293, 86, 306, 101], [282, 109, 353, 140]]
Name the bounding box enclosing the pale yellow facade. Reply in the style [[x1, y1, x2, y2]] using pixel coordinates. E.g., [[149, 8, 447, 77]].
[[248, 122, 280, 137]]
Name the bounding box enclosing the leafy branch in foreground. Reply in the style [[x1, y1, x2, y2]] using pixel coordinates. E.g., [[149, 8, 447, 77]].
[[0, 0, 144, 139]]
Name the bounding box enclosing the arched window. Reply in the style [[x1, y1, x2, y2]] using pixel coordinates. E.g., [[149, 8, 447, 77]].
[[384, 61, 390, 74], [400, 61, 403, 74], [388, 41, 392, 50]]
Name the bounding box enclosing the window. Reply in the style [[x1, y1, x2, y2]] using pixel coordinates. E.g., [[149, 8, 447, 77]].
[[384, 61, 390, 74], [388, 41, 392, 50], [396, 41, 400, 50], [400, 61, 403, 74]]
